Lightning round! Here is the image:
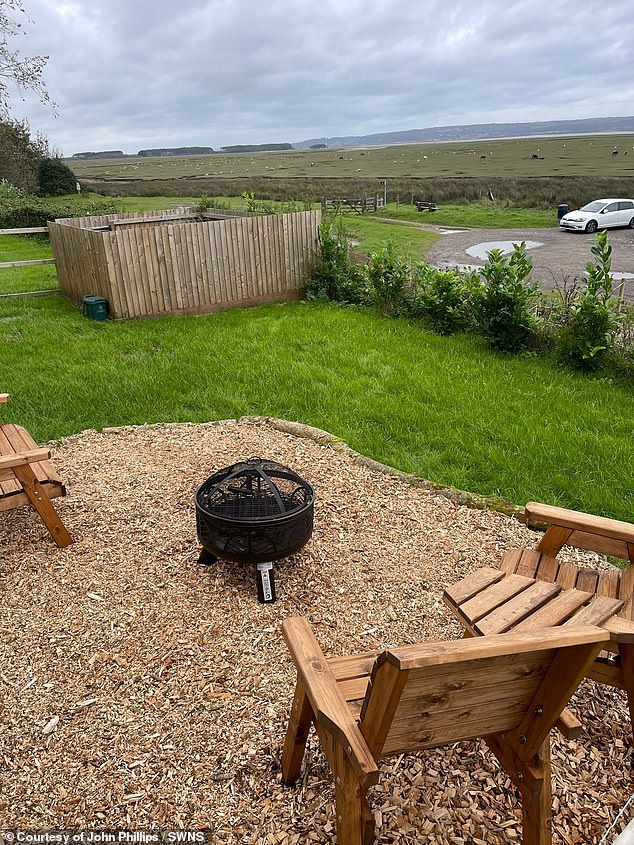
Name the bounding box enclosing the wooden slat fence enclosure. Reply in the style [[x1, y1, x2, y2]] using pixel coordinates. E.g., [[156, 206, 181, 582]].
[[48, 208, 321, 320]]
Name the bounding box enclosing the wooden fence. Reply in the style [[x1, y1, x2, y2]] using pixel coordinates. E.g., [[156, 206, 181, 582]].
[[321, 196, 385, 214], [48, 207, 321, 320], [0, 226, 55, 271]]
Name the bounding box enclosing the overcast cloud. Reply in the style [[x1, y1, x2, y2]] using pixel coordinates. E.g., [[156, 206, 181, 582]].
[[8, 0, 634, 155]]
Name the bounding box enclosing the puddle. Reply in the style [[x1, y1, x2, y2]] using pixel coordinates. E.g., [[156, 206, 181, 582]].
[[465, 240, 543, 261], [438, 228, 468, 235]]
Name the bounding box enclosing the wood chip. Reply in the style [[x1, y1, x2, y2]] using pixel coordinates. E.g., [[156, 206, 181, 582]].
[[42, 715, 59, 735], [0, 419, 630, 842]]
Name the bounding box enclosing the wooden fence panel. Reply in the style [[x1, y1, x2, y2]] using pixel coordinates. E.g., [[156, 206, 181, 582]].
[[51, 209, 320, 319]]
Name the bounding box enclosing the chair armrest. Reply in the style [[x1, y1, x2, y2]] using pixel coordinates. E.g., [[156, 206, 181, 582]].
[[282, 617, 379, 787], [526, 502, 634, 546], [0, 448, 51, 471]]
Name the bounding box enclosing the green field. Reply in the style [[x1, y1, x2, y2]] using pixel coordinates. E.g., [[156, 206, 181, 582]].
[[67, 134, 634, 181]]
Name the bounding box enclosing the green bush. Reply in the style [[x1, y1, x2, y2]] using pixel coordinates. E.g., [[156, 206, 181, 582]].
[[414, 262, 476, 334], [0, 190, 118, 227], [556, 231, 622, 371], [196, 195, 232, 211], [305, 215, 367, 304], [364, 242, 410, 315], [472, 243, 539, 352], [37, 157, 77, 196]]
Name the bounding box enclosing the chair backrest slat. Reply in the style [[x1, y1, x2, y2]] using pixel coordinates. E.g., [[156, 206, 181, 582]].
[[359, 627, 607, 761], [372, 653, 551, 756]]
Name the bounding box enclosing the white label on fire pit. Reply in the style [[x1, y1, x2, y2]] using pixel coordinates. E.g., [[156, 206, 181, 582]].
[[261, 571, 272, 601], [257, 561, 274, 602]]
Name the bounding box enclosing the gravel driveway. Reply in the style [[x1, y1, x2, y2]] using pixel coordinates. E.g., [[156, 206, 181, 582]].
[[425, 225, 634, 302]]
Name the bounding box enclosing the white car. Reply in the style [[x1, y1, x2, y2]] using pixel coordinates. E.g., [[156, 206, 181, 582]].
[[559, 198, 634, 233]]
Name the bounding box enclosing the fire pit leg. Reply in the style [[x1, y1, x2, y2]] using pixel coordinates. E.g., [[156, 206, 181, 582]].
[[256, 561, 276, 604], [198, 548, 218, 566]]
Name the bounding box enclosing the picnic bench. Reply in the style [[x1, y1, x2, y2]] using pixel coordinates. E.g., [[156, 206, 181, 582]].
[[281, 615, 608, 845], [414, 200, 437, 211], [444, 502, 634, 740], [0, 394, 72, 547]]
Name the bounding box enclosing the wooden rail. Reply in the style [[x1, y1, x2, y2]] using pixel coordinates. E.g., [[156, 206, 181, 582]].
[[0, 226, 49, 235], [0, 226, 54, 270], [0, 258, 56, 269]]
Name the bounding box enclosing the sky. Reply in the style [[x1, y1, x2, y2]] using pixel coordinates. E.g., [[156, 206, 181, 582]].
[[6, 0, 634, 156]]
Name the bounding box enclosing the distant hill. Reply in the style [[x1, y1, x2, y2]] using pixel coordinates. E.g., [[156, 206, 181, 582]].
[[137, 146, 214, 157], [295, 117, 634, 149], [220, 143, 293, 153], [72, 150, 125, 159]]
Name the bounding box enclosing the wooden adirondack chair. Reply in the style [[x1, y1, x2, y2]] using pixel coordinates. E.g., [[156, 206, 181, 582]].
[[281, 616, 608, 845], [500, 502, 634, 731], [0, 393, 72, 547]]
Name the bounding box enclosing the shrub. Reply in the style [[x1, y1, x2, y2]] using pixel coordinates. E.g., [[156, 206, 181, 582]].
[[196, 195, 231, 211], [414, 262, 476, 334], [305, 215, 367, 304], [0, 190, 118, 228], [0, 179, 26, 201], [364, 241, 410, 315], [556, 231, 622, 371], [472, 242, 539, 352], [36, 157, 76, 196]]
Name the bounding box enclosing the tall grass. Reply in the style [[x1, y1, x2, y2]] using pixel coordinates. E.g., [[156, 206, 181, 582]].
[[82, 175, 634, 210], [1, 295, 632, 521]]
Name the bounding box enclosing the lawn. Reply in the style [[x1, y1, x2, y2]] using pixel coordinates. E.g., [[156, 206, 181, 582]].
[[378, 202, 556, 228], [345, 214, 438, 259], [1, 294, 632, 521]]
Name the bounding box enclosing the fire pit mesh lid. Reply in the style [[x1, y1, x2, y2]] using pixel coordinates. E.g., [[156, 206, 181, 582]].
[[196, 457, 313, 521]]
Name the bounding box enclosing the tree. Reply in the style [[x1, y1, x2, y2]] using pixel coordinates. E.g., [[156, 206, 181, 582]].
[[37, 155, 76, 195], [0, 117, 43, 191], [1, 0, 54, 118]]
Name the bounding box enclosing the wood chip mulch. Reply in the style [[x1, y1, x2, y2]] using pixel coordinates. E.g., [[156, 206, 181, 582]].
[[0, 418, 632, 843]]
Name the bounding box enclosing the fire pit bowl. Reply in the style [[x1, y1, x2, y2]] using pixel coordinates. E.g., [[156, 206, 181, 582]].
[[195, 457, 315, 601]]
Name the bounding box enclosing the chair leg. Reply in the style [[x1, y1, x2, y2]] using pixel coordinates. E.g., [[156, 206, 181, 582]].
[[520, 738, 552, 845], [488, 735, 552, 845], [281, 678, 314, 785], [333, 741, 365, 845], [12, 463, 73, 548], [361, 786, 375, 845], [618, 641, 634, 744]]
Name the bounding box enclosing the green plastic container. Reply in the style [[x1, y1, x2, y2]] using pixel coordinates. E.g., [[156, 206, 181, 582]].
[[82, 295, 109, 321]]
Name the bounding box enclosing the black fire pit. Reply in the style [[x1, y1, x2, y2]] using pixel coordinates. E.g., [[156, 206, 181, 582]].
[[195, 458, 315, 602]]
